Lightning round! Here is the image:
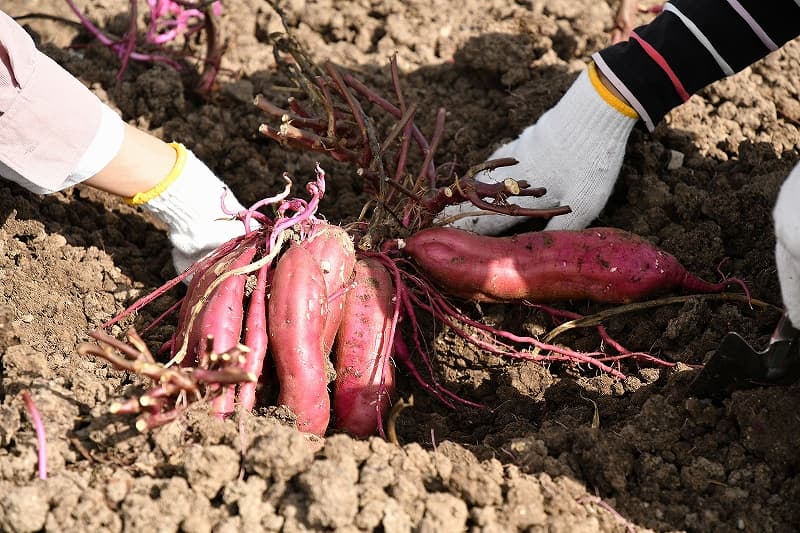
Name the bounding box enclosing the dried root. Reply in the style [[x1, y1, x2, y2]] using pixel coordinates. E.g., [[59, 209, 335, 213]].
[[78, 328, 254, 431]]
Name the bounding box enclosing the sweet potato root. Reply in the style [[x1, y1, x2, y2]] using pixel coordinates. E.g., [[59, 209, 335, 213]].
[[401, 227, 743, 304], [333, 258, 396, 437], [191, 247, 258, 358], [268, 245, 331, 436]]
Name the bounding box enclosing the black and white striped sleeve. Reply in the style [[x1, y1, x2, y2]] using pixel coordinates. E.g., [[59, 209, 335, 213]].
[[593, 0, 800, 130]]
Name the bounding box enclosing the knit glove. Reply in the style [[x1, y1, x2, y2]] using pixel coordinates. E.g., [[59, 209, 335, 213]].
[[774, 163, 800, 326], [440, 63, 638, 234], [130, 143, 251, 274]]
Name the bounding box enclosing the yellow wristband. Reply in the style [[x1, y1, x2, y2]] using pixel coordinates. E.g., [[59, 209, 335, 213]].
[[125, 142, 188, 205], [588, 62, 638, 119]]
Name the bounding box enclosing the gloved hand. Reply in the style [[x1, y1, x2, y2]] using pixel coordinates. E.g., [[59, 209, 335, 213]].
[[439, 63, 639, 234], [129, 143, 252, 274], [774, 162, 800, 326]]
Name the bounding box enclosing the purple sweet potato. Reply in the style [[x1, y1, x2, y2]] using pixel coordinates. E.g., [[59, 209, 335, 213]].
[[402, 227, 741, 303], [333, 258, 395, 437], [268, 245, 331, 436]]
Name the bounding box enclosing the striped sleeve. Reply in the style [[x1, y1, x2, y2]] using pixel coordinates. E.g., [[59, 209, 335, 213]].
[[593, 0, 800, 130]]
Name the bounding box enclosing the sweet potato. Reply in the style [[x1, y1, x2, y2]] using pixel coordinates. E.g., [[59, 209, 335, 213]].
[[190, 247, 258, 355], [333, 258, 395, 437], [172, 243, 253, 366], [237, 261, 270, 411], [402, 227, 741, 304], [191, 246, 258, 416], [300, 224, 357, 355], [268, 245, 331, 436]]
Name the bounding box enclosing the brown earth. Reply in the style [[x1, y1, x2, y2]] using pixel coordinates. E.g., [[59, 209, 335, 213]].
[[2, 1, 800, 532]]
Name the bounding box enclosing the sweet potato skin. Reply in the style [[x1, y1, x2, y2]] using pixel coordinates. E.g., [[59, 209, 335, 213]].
[[192, 247, 258, 357], [333, 258, 395, 437], [191, 246, 257, 416], [238, 261, 270, 411], [403, 227, 720, 304], [173, 243, 254, 366], [268, 245, 331, 436], [300, 224, 357, 355]]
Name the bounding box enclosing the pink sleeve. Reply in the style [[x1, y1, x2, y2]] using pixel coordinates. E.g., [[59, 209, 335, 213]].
[[0, 10, 103, 192]]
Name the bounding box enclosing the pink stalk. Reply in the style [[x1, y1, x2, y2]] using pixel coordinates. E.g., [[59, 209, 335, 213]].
[[593, 352, 677, 367], [117, 0, 138, 76], [526, 303, 633, 354], [65, 0, 181, 77], [268, 164, 327, 252], [415, 107, 446, 191], [372, 255, 484, 408], [524, 302, 677, 367], [140, 297, 184, 336], [21, 390, 47, 480], [524, 303, 677, 368], [342, 72, 437, 181], [145, 0, 215, 45], [225, 178, 292, 235], [424, 287, 628, 379], [102, 235, 245, 330], [67, 0, 225, 89], [392, 119, 414, 200], [392, 331, 455, 409]]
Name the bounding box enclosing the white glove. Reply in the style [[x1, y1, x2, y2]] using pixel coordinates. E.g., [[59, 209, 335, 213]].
[[774, 163, 800, 325], [131, 143, 252, 274], [439, 64, 638, 234]]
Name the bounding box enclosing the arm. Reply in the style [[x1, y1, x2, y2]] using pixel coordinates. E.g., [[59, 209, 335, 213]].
[[84, 124, 176, 197], [0, 10, 251, 274], [595, 0, 800, 130], [0, 9, 115, 194]]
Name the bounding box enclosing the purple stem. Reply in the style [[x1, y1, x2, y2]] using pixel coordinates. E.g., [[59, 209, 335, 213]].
[[140, 297, 185, 335], [392, 331, 455, 409], [65, 0, 182, 75], [399, 265, 628, 379], [342, 73, 436, 181], [374, 256, 484, 408], [21, 390, 47, 480], [268, 164, 327, 252], [102, 235, 246, 330]]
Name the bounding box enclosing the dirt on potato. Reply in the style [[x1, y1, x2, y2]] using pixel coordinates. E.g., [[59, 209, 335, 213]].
[[2, 1, 799, 532]]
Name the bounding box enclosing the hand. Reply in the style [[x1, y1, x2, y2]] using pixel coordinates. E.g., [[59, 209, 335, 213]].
[[167, 193, 252, 276], [134, 144, 255, 274], [774, 163, 800, 325], [439, 66, 638, 235]]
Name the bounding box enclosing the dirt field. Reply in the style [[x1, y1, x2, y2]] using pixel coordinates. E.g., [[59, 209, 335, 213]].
[[2, 1, 800, 531]]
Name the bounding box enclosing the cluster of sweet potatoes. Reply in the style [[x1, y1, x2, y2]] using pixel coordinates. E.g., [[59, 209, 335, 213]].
[[84, 168, 399, 438], [82, 168, 746, 439], [78, 25, 747, 440]]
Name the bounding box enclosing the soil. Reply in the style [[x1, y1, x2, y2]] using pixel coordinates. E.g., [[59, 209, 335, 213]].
[[2, 1, 800, 532]]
